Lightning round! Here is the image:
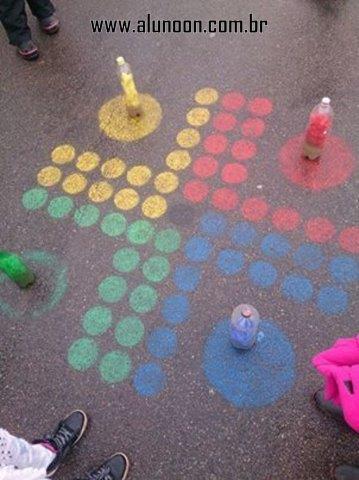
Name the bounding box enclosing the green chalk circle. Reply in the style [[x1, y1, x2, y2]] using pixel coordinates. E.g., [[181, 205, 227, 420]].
[[99, 351, 131, 383], [22, 187, 48, 210], [142, 256, 170, 283], [115, 316, 145, 347], [83, 305, 112, 335], [98, 275, 127, 303], [68, 338, 98, 371], [155, 228, 181, 253], [101, 213, 127, 237], [74, 204, 100, 227], [129, 284, 158, 313], [47, 196, 74, 219], [127, 220, 155, 245], [113, 248, 140, 273]]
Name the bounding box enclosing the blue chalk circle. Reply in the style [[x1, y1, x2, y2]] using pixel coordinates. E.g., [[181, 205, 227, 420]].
[[133, 363, 166, 397], [329, 256, 359, 284], [249, 261, 278, 288], [261, 233, 291, 259], [147, 327, 178, 359], [317, 286, 348, 315], [200, 211, 227, 237], [185, 236, 213, 262], [161, 294, 190, 325], [231, 222, 257, 247], [282, 275, 313, 303], [203, 320, 296, 408], [293, 244, 324, 271], [217, 249, 245, 275], [173, 265, 201, 292]]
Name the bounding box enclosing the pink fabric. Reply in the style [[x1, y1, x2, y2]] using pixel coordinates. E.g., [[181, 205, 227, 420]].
[[312, 335, 359, 433]]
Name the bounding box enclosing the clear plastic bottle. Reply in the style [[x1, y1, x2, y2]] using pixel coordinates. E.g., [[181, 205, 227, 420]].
[[303, 97, 333, 160], [116, 56, 142, 118], [229, 304, 260, 350]]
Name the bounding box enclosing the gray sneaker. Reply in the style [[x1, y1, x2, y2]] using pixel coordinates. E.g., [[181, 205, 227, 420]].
[[334, 465, 359, 480]]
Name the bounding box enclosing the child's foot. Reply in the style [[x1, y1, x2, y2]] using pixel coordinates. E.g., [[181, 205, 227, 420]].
[[17, 40, 39, 61], [39, 15, 60, 35], [334, 465, 359, 480], [314, 389, 344, 421], [82, 453, 130, 480], [33, 410, 88, 476]]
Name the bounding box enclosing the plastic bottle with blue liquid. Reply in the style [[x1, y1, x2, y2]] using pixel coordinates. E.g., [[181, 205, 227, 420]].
[[230, 304, 260, 350]]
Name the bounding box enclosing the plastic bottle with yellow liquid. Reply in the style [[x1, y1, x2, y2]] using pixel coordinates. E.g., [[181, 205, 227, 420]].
[[116, 56, 143, 118]]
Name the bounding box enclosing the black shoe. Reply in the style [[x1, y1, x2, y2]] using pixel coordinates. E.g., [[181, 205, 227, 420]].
[[81, 453, 130, 480], [17, 40, 39, 60], [314, 389, 344, 422], [33, 410, 88, 477], [39, 15, 60, 35], [334, 465, 359, 480]]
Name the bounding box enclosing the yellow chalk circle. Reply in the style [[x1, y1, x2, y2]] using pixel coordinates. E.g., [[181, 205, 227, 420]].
[[51, 144, 76, 164], [154, 171, 179, 194], [88, 181, 114, 203], [176, 128, 200, 149], [195, 87, 219, 105], [114, 188, 140, 210], [127, 165, 152, 187], [76, 152, 101, 172], [165, 150, 192, 171], [62, 173, 87, 194], [101, 158, 126, 179], [186, 107, 210, 127], [37, 166, 62, 187], [99, 93, 162, 142], [142, 195, 167, 219]]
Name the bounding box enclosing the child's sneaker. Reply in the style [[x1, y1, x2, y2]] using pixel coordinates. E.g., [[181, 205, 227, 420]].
[[33, 410, 88, 476], [17, 40, 39, 60], [39, 15, 60, 35], [81, 453, 130, 480], [334, 465, 359, 480]]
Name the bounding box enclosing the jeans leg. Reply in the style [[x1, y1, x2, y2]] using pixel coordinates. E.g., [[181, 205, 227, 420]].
[[0, 0, 31, 46], [26, 0, 55, 20]]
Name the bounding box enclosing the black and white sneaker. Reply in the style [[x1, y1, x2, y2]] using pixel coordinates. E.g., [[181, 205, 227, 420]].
[[33, 410, 88, 476], [81, 453, 130, 480], [314, 389, 344, 422], [334, 465, 359, 480]]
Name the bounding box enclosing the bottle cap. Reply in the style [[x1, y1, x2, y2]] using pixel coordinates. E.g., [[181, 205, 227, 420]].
[[116, 56, 125, 66], [321, 97, 331, 106], [241, 307, 252, 318]]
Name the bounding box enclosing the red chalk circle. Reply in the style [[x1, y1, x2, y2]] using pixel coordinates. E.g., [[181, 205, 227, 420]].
[[193, 155, 218, 178], [279, 134, 355, 191], [183, 180, 209, 203], [272, 208, 301, 231], [213, 112, 237, 132], [221, 92, 246, 111], [241, 118, 266, 138], [212, 188, 239, 211], [241, 197, 269, 221], [221, 163, 248, 184], [248, 98, 273, 117], [203, 134, 228, 155], [339, 227, 359, 254], [231, 139, 257, 161], [305, 217, 336, 243]]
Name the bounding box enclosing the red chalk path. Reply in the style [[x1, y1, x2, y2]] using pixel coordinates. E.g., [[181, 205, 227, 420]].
[[272, 208, 301, 231], [193, 156, 218, 178], [339, 227, 359, 254], [279, 134, 355, 191], [247, 98, 273, 117], [221, 163, 248, 184], [305, 217, 336, 243], [213, 112, 237, 132], [212, 188, 239, 211], [183, 180, 209, 203], [231, 139, 257, 161], [203, 134, 228, 155], [221, 92, 246, 111], [241, 197, 269, 221], [241, 118, 266, 138]]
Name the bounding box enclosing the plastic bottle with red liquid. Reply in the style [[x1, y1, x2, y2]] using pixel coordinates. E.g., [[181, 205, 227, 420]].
[[303, 97, 333, 160]]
